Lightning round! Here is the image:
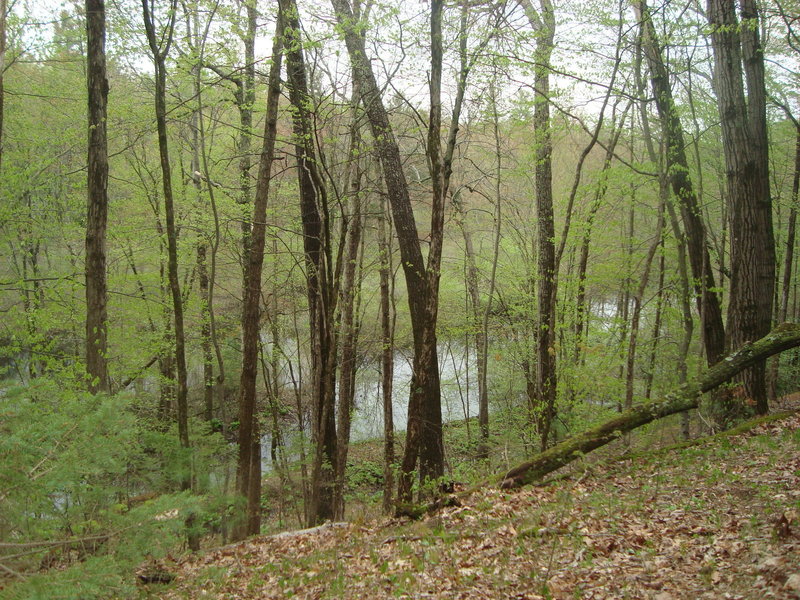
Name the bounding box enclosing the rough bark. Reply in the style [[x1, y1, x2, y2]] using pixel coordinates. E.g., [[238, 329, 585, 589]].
[[635, 0, 727, 367], [281, 0, 339, 526], [501, 323, 800, 488], [519, 0, 556, 449], [233, 10, 284, 540], [329, 0, 444, 504], [707, 0, 775, 416], [85, 0, 111, 394]]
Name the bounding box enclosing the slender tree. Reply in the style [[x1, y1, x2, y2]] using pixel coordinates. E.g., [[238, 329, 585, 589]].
[[634, 0, 727, 368], [233, 6, 284, 539], [378, 187, 396, 514], [334, 79, 365, 519], [280, 0, 340, 525], [330, 0, 446, 503], [141, 0, 190, 480], [518, 0, 557, 449], [0, 0, 6, 172]]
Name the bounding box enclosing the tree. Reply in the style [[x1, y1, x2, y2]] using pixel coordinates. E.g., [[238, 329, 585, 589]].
[[0, 0, 6, 172], [329, 0, 447, 503], [634, 0, 727, 369], [280, 0, 340, 525], [233, 5, 284, 540], [85, 0, 111, 394], [707, 0, 776, 417], [141, 0, 190, 478], [334, 78, 366, 519], [502, 323, 800, 488], [518, 0, 557, 450]]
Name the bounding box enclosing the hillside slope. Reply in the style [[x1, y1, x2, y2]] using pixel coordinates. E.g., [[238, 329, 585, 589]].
[[160, 411, 800, 600]]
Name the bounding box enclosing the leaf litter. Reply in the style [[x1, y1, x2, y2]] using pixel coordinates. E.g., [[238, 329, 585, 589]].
[[160, 412, 800, 599]]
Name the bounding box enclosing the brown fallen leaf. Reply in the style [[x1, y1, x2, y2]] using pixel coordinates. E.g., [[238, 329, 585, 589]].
[[776, 513, 792, 539]]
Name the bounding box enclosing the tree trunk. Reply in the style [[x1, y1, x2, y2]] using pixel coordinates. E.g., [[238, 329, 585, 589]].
[[573, 106, 629, 371], [624, 200, 664, 413], [329, 0, 445, 504], [334, 99, 365, 519], [635, 0, 727, 368], [281, 0, 339, 526], [501, 323, 800, 488], [707, 0, 775, 417], [770, 121, 799, 395], [187, 47, 214, 422], [142, 0, 190, 466], [644, 251, 665, 401], [232, 10, 284, 540], [197, 243, 213, 421], [85, 0, 111, 394], [0, 0, 5, 172], [378, 189, 396, 514], [519, 0, 556, 451]]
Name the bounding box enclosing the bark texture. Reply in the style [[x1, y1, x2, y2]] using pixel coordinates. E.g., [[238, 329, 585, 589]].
[[281, 0, 339, 525], [636, 0, 726, 366], [233, 11, 284, 540], [501, 323, 800, 488], [85, 0, 111, 393], [707, 0, 775, 417], [329, 0, 443, 503], [519, 0, 557, 449]]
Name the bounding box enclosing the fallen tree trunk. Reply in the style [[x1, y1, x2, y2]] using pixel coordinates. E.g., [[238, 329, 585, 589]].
[[500, 323, 800, 488]]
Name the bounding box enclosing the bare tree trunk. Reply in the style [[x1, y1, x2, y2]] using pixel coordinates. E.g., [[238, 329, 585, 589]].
[[455, 90, 502, 459], [85, 0, 111, 394], [624, 199, 665, 412], [142, 0, 190, 468], [707, 0, 775, 417], [770, 119, 799, 397], [635, 0, 727, 368], [239, 0, 256, 216], [232, 10, 284, 540], [519, 0, 556, 451], [502, 323, 800, 488], [281, 0, 339, 526], [0, 0, 5, 172], [186, 7, 228, 425], [197, 243, 213, 420], [330, 0, 443, 505], [633, 24, 693, 433], [334, 96, 365, 519], [378, 189, 396, 514], [186, 32, 214, 422], [644, 251, 665, 401], [615, 199, 634, 411], [573, 108, 629, 368]]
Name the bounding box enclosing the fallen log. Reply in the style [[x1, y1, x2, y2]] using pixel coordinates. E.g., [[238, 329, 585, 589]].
[[500, 322, 800, 488]]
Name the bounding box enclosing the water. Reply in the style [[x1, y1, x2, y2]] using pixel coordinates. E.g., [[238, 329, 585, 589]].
[[260, 342, 480, 467]]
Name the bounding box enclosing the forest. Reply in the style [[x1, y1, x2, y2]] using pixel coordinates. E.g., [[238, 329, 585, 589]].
[[1, 0, 800, 596]]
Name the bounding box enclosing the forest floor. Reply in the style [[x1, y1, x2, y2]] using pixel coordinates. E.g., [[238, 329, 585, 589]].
[[154, 401, 800, 600]]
